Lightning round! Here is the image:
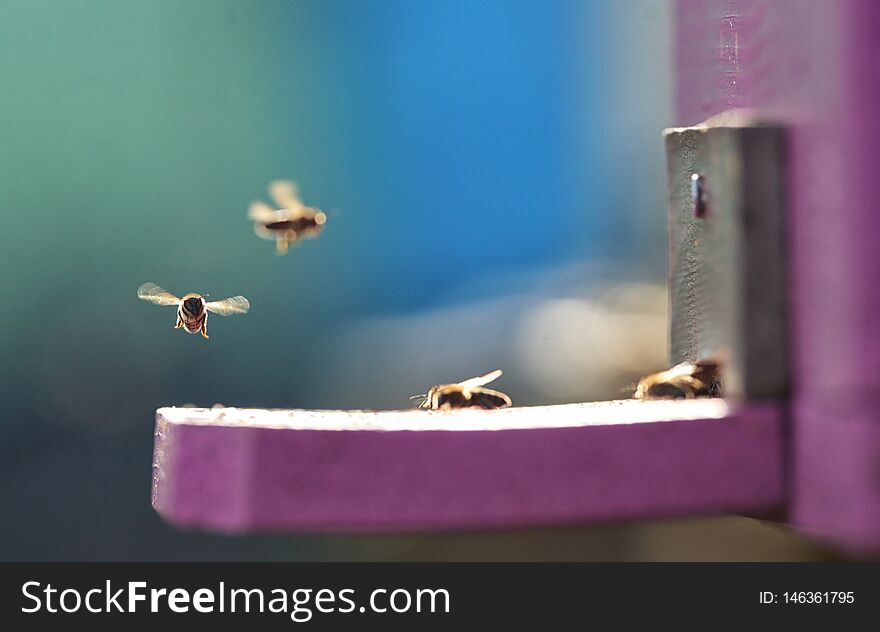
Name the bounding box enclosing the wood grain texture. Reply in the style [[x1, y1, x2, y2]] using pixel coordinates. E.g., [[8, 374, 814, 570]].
[[152, 400, 783, 533]]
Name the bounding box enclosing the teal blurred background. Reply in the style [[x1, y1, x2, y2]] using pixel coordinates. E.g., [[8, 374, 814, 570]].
[[3, 0, 823, 561]]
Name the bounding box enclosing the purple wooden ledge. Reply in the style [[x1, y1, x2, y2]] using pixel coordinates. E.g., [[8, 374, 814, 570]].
[[152, 400, 782, 533]]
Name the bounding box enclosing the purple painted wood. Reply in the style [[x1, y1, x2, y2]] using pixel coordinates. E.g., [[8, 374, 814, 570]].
[[675, 0, 880, 551], [152, 401, 782, 533]]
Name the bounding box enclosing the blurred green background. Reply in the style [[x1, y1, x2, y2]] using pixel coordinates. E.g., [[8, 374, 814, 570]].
[[0, 0, 834, 560]]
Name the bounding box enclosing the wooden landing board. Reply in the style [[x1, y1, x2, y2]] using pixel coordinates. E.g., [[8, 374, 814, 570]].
[[152, 399, 783, 533]]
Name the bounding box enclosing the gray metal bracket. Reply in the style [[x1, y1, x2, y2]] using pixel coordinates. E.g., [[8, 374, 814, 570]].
[[664, 110, 789, 400]]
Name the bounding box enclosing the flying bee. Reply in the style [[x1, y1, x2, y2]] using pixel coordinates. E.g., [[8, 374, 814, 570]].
[[633, 360, 721, 400], [136, 282, 250, 339], [413, 369, 513, 410], [248, 180, 327, 255]]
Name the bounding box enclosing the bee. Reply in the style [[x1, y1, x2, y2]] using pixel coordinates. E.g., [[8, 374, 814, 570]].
[[137, 282, 250, 339], [413, 369, 513, 410], [633, 360, 721, 400], [248, 180, 327, 255]]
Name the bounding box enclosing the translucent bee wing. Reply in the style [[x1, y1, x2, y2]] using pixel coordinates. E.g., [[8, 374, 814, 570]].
[[248, 200, 279, 223], [269, 180, 303, 211], [457, 369, 503, 390], [137, 282, 180, 306], [472, 387, 512, 408], [275, 236, 292, 255], [253, 222, 274, 240], [285, 204, 313, 221], [205, 296, 250, 316]]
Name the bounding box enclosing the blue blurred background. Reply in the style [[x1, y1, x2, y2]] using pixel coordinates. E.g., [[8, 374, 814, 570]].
[[0, 0, 831, 560]]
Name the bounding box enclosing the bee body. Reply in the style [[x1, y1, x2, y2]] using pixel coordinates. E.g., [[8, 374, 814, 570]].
[[175, 294, 209, 337], [428, 387, 512, 410], [248, 181, 327, 255], [264, 215, 325, 234], [633, 360, 721, 400], [416, 370, 512, 411], [138, 283, 250, 340]]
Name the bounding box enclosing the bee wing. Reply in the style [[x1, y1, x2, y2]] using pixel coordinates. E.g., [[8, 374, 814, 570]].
[[253, 222, 274, 240], [458, 369, 503, 389], [269, 180, 303, 211], [248, 200, 279, 223], [137, 282, 180, 306], [205, 296, 250, 316], [476, 387, 512, 408]]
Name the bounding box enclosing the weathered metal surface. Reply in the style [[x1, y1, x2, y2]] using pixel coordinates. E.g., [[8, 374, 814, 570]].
[[675, 0, 880, 552], [665, 114, 789, 399], [665, 126, 708, 370], [152, 401, 783, 533]]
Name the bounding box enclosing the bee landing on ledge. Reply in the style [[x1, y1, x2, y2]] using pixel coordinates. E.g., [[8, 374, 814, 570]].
[[413, 370, 513, 411], [137, 282, 250, 340], [633, 360, 722, 400], [248, 180, 327, 255]]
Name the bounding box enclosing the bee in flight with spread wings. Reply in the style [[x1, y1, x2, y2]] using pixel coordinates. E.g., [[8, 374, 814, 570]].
[[248, 180, 327, 255], [137, 282, 250, 340], [413, 370, 512, 410]]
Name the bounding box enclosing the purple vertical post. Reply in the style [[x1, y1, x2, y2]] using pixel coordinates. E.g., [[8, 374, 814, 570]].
[[675, 0, 880, 551]]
